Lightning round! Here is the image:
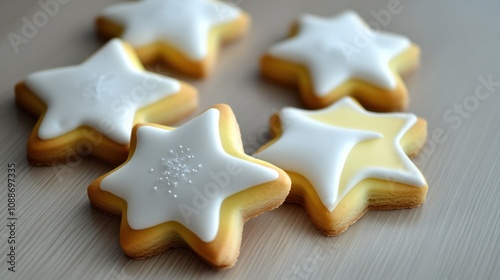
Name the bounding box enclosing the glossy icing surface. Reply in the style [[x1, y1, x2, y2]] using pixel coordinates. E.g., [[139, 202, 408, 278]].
[[101, 0, 242, 60], [254, 97, 426, 211], [25, 39, 181, 144], [268, 11, 411, 96], [101, 108, 279, 242]]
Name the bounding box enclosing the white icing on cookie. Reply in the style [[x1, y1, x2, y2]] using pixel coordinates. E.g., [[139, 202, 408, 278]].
[[100, 0, 242, 60], [101, 108, 279, 242], [268, 11, 411, 96], [24, 39, 181, 144], [254, 97, 426, 212]]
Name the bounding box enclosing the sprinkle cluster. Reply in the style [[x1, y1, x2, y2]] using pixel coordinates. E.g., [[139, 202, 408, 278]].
[[151, 145, 201, 198]]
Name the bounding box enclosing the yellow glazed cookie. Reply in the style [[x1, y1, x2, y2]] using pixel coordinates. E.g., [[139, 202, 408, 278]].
[[260, 11, 420, 111], [96, 0, 250, 78], [254, 97, 428, 236], [87, 104, 291, 269], [15, 39, 197, 166]]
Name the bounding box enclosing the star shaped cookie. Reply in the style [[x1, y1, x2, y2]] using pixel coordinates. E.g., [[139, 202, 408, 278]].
[[15, 39, 197, 166], [96, 0, 250, 77], [261, 11, 420, 111], [87, 104, 291, 268], [254, 97, 428, 236]]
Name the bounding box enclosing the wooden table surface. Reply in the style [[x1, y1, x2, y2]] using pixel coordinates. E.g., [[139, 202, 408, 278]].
[[1, 0, 499, 279]]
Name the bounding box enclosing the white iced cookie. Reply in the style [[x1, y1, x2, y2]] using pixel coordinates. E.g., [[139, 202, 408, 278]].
[[254, 97, 428, 236], [15, 38, 197, 166], [96, 0, 250, 77], [261, 11, 420, 111], [87, 104, 291, 269]]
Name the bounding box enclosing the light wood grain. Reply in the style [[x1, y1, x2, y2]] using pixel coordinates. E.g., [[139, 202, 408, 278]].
[[1, 0, 500, 279]]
